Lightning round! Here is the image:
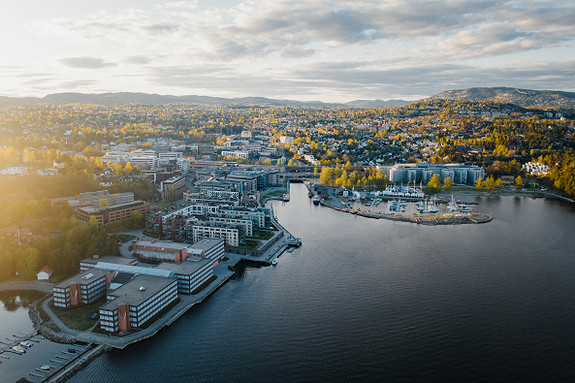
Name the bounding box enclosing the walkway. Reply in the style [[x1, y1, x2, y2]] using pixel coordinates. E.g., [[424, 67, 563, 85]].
[[0, 281, 53, 293]]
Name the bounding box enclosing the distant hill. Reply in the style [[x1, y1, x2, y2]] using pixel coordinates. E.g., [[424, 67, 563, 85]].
[[344, 99, 410, 107], [0, 92, 412, 108], [429, 87, 575, 109]]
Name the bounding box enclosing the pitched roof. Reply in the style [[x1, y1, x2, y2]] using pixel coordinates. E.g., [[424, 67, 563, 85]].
[[38, 266, 53, 275]]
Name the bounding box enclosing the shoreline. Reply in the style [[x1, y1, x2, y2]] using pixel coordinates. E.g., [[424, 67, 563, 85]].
[[0, 212, 296, 382], [305, 181, 574, 226], [324, 203, 493, 225]]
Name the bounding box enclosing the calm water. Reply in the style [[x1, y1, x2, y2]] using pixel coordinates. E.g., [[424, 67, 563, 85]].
[[8, 184, 575, 382], [0, 291, 72, 383]]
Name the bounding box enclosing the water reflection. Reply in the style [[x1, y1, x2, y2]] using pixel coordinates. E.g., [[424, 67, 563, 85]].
[[0, 290, 43, 312]]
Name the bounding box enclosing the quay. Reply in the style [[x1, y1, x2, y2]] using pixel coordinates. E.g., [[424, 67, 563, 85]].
[[305, 182, 492, 225]]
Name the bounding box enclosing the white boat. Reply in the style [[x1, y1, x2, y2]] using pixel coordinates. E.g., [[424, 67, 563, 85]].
[[11, 345, 26, 354], [40, 364, 51, 371], [286, 236, 302, 247], [427, 202, 439, 213], [271, 259, 278, 265], [20, 341, 33, 348]]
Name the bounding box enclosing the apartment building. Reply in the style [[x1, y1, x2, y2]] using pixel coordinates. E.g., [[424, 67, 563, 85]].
[[156, 258, 214, 294], [74, 200, 151, 225], [53, 269, 114, 308], [190, 221, 241, 246], [99, 275, 178, 333]]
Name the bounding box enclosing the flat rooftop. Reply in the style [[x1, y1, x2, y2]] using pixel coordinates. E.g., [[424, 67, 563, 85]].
[[81, 256, 136, 266], [55, 269, 110, 288], [156, 258, 212, 276], [101, 275, 176, 311], [76, 200, 147, 214], [134, 238, 222, 253], [134, 240, 191, 251], [191, 238, 223, 252]]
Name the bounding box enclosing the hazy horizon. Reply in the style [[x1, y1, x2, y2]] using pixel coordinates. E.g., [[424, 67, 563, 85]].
[[2, 0, 575, 102]]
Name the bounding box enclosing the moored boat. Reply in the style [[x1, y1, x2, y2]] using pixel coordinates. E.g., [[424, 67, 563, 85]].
[[11, 345, 26, 354]]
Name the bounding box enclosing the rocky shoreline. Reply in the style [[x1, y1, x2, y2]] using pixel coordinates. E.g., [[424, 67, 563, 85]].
[[28, 296, 77, 344]]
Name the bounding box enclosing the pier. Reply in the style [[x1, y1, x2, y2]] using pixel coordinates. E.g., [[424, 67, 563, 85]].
[[0, 331, 41, 356]]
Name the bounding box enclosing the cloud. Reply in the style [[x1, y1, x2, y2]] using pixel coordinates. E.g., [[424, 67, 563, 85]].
[[124, 55, 153, 65], [33, 0, 575, 62], [13, 0, 575, 100], [140, 23, 180, 35], [58, 79, 100, 89], [59, 57, 116, 69]]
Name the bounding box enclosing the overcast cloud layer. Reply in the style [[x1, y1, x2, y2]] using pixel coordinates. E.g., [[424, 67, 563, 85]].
[[1, 0, 574, 101]]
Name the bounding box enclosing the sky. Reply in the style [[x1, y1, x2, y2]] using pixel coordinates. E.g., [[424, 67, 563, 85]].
[[1, 0, 575, 102]]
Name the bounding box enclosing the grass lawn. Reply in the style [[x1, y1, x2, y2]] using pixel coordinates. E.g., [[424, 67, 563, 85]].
[[244, 239, 261, 249], [260, 189, 287, 204], [47, 323, 61, 333], [249, 230, 275, 240], [49, 299, 103, 331]]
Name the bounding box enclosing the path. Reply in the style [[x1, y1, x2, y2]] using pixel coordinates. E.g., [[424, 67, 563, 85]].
[[0, 281, 53, 293]]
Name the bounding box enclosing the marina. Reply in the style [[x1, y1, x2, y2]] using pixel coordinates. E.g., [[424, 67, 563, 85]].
[[20, 344, 96, 383], [0, 332, 41, 356], [0, 329, 95, 383], [305, 182, 493, 226]]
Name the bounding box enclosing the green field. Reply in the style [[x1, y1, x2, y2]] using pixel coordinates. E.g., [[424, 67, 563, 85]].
[[49, 299, 102, 331]]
